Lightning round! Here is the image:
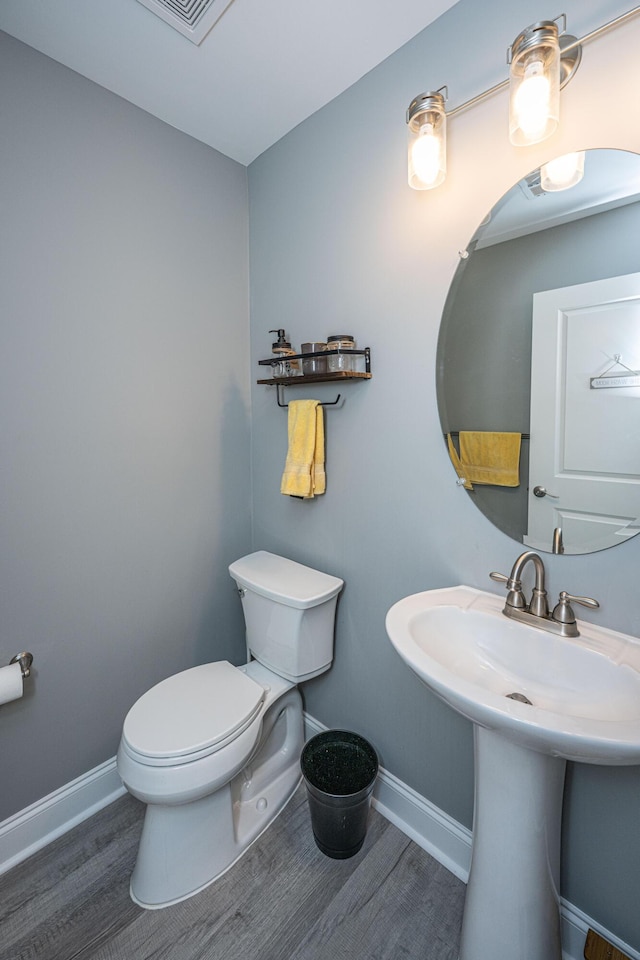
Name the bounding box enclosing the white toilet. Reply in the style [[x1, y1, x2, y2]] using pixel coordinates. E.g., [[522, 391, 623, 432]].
[[116, 550, 343, 909]]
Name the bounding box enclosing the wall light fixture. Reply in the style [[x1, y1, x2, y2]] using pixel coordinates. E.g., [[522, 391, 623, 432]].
[[407, 6, 640, 190], [508, 19, 563, 145], [406, 88, 448, 190]]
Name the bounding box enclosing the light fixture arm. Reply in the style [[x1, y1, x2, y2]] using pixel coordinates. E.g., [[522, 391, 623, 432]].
[[558, 4, 640, 55]]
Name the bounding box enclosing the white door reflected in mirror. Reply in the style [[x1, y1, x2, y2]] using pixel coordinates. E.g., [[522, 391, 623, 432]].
[[526, 272, 640, 553]]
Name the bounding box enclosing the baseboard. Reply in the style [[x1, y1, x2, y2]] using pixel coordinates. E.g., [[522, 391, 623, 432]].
[[560, 899, 640, 960], [0, 758, 125, 876], [303, 714, 639, 960]]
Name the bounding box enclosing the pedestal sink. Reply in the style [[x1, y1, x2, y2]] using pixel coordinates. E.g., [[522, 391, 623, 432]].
[[385, 585, 640, 960]]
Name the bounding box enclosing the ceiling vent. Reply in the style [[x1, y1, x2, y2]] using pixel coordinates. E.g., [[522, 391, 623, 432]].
[[135, 0, 234, 45]]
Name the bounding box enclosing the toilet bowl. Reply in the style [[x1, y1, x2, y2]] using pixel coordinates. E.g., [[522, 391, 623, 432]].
[[117, 551, 343, 909]]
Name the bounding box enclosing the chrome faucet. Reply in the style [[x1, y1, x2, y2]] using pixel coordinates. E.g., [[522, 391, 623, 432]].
[[490, 551, 599, 638], [552, 527, 564, 555]]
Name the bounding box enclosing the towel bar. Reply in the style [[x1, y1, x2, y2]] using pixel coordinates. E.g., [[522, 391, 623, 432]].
[[276, 385, 341, 408], [446, 431, 530, 441]]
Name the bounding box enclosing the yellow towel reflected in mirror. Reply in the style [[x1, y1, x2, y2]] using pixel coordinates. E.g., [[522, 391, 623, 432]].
[[447, 432, 521, 490]]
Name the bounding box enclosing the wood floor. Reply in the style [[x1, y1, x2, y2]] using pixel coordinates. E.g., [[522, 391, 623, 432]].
[[0, 787, 465, 960]]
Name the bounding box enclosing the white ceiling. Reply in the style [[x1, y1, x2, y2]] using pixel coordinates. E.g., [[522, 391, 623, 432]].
[[0, 0, 459, 166]]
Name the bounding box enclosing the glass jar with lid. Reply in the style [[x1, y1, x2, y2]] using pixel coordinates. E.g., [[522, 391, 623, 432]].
[[327, 335, 356, 372]]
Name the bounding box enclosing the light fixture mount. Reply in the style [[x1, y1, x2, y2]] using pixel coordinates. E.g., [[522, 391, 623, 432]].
[[558, 33, 582, 88]]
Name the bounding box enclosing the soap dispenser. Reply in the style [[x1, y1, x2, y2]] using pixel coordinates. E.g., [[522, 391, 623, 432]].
[[269, 329, 300, 378]]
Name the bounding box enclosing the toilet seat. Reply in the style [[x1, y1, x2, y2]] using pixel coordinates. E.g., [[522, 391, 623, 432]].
[[121, 661, 265, 767]]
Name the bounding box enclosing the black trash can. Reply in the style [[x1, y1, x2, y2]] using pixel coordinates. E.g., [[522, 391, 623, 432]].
[[301, 730, 379, 860]]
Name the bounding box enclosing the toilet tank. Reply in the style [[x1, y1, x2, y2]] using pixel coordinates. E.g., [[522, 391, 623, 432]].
[[229, 551, 343, 683]]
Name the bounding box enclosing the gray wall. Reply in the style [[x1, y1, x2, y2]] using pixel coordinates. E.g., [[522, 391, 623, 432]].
[[0, 32, 252, 820], [439, 199, 640, 541], [248, 0, 640, 950]]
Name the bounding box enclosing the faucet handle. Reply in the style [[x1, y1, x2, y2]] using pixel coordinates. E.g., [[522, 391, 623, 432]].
[[489, 571, 509, 584], [563, 592, 599, 609], [556, 591, 599, 612], [552, 591, 599, 630]]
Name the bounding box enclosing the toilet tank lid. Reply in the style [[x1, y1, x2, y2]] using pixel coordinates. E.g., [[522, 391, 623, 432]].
[[229, 551, 343, 609]]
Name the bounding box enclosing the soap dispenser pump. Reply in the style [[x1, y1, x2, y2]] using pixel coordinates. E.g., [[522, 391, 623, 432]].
[[269, 329, 299, 378]]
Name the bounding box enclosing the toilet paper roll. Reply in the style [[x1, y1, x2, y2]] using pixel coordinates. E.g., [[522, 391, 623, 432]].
[[0, 662, 24, 706]]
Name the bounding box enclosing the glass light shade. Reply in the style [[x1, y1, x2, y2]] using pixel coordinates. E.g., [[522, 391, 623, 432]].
[[407, 92, 446, 190], [509, 22, 560, 146], [540, 151, 585, 191]]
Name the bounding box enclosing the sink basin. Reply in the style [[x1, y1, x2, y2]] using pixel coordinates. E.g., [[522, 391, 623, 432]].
[[385, 585, 640, 763]]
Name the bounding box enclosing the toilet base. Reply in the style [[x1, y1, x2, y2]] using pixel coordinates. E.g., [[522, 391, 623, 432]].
[[130, 687, 303, 908]]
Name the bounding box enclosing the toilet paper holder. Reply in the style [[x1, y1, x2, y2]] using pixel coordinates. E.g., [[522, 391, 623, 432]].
[[9, 652, 34, 679]]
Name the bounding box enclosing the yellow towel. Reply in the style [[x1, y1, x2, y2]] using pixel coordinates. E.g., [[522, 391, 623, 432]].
[[281, 400, 326, 498], [447, 432, 521, 489]]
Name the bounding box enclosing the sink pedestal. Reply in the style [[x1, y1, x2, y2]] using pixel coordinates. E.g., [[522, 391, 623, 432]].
[[459, 727, 566, 960], [386, 584, 640, 958]]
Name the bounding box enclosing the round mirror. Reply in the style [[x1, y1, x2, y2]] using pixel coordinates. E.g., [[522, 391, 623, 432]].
[[437, 149, 640, 555]]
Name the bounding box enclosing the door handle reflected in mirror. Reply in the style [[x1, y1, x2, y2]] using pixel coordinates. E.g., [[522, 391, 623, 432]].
[[533, 485, 559, 499]]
